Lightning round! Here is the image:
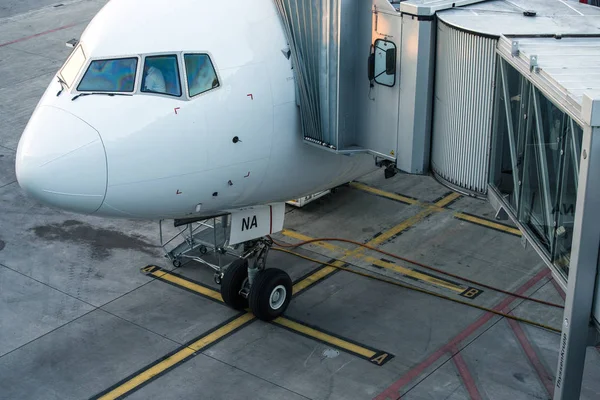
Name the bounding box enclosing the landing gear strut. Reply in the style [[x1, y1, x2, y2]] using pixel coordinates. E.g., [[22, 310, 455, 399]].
[[158, 215, 292, 322], [219, 237, 292, 321]]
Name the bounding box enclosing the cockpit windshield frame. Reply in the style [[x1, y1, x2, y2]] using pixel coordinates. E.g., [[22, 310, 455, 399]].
[[69, 50, 222, 101]]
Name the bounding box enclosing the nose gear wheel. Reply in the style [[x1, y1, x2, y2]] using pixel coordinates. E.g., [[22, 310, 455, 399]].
[[249, 268, 292, 321]]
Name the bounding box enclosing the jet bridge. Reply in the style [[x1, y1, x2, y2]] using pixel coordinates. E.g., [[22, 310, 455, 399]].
[[273, 0, 436, 172]]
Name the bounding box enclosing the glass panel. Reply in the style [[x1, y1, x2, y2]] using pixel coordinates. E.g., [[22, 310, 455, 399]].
[[518, 86, 552, 250], [553, 122, 584, 276], [489, 59, 525, 212], [141, 55, 182, 97], [59, 45, 86, 87], [373, 39, 396, 87], [78, 58, 137, 92], [489, 56, 584, 279], [536, 87, 568, 215], [184, 54, 219, 97]]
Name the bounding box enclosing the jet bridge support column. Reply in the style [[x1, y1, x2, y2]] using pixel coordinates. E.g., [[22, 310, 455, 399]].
[[396, 13, 436, 174], [553, 95, 600, 400]]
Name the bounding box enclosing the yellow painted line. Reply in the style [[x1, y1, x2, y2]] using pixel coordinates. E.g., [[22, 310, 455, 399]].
[[149, 269, 223, 302], [280, 194, 469, 294], [350, 182, 419, 205], [455, 213, 522, 236], [360, 255, 465, 293], [351, 182, 522, 237], [366, 207, 437, 248], [292, 265, 338, 295], [96, 314, 255, 400], [274, 317, 376, 358], [435, 192, 462, 208], [141, 267, 393, 367], [281, 229, 348, 254], [188, 313, 255, 351]]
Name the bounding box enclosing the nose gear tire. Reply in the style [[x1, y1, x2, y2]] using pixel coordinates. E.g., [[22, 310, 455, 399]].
[[220, 258, 249, 310], [249, 268, 292, 321]]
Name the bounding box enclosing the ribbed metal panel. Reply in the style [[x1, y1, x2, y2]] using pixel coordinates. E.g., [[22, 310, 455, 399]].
[[273, 0, 342, 149], [431, 20, 498, 197]]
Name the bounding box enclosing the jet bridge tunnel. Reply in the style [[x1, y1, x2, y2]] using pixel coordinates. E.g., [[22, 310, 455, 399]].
[[274, 0, 600, 399]]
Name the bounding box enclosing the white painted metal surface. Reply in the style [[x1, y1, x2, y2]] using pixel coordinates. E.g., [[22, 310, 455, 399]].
[[498, 36, 600, 124], [431, 20, 497, 196], [273, 0, 362, 151], [229, 203, 285, 245], [15, 0, 379, 221], [436, 0, 600, 36]]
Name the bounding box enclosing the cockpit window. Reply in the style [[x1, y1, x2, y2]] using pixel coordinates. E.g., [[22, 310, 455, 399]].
[[59, 45, 86, 87], [141, 55, 182, 97], [77, 58, 138, 92], [184, 54, 219, 97]]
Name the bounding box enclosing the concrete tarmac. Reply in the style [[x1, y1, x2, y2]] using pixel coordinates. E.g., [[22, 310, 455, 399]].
[[1, 1, 599, 400]]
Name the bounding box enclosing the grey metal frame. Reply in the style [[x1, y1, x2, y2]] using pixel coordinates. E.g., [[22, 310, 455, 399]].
[[159, 216, 240, 272], [491, 39, 600, 398], [531, 88, 555, 242], [499, 60, 521, 202], [553, 124, 600, 400]]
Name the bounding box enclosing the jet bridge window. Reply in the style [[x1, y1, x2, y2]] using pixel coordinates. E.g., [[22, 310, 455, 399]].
[[77, 58, 138, 92], [141, 55, 182, 97], [184, 54, 219, 97]]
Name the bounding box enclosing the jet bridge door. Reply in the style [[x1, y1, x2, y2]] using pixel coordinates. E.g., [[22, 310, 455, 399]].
[[272, 0, 401, 161]]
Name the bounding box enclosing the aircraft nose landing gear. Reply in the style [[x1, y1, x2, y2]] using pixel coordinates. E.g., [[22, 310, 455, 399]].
[[219, 237, 293, 321], [249, 269, 292, 321]]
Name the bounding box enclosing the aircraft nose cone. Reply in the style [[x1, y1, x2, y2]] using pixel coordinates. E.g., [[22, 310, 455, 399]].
[[16, 106, 107, 214]]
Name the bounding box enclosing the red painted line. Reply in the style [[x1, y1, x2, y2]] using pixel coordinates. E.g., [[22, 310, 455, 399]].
[[551, 279, 566, 301], [506, 316, 554, 397], [450, 346, 482, 400], [0, 23, 79, 48], [374, 268, 551, 400]]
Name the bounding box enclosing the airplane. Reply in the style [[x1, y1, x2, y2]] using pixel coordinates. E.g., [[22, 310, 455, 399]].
[[15, 0, 390, 321]]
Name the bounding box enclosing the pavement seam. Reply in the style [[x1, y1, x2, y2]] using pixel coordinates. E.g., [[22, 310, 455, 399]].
[[202, 353, 314, 400], [0, 180, 17, 190], [98, 307, 185, 348], [0, 144, 16, 152], [3, 45, 67, 62], [95, 266, 181, 311], [0, 307, 97, 361], [0, 261, 97, 308], [0, 262, 178, 361]]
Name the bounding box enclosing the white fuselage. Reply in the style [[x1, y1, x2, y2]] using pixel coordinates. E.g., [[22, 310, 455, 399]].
[[15, 0, 378, 220]]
